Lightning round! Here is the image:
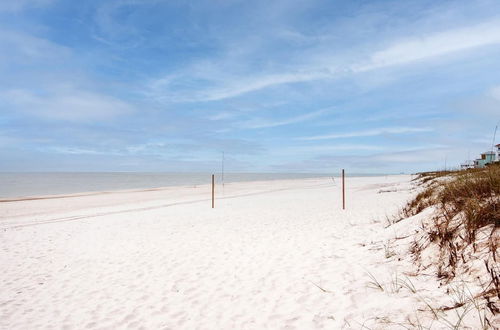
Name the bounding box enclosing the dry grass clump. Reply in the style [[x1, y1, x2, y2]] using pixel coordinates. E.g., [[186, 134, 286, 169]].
[[403, 186, 437, 217], [434, 165, 499, 239], [397, 164, 500, 316], [402, 165, 499, 229]]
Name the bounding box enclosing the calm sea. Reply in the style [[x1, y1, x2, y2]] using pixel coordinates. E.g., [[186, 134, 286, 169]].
[[0, 172, 351, 198]]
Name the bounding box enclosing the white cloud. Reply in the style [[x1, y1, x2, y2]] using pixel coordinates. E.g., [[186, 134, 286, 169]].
[[354, 19, 500, 72], [238, 107, 333, 129], [0, 30, 70, 62], [148, 71, 328, 103], [297, 127, 432, 141], [148, 19, 500, 102], [1, 88, 134, 122], [199, 72, 326, 101], [46, 147, 105, 155]]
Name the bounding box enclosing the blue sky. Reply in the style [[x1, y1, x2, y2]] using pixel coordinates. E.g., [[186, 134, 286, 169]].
[[1, 0, 500, 173]]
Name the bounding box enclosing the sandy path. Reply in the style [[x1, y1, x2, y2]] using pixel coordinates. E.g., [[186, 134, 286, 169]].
[[0, 176, 417, 329]]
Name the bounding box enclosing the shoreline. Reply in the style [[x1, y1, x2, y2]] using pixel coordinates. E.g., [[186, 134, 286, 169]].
[[0, 174, 405, 202], [0, 177, 340, 227], [0, 172, 398, 200]]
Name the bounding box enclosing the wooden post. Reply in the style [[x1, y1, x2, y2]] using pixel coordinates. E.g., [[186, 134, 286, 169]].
[[211, 174, 215, 209], [342, 169, 345, 210]]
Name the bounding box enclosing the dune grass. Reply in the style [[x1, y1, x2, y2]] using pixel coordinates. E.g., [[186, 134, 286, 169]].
[[414, 165, 499, 242], [394, 164, 499, 317]]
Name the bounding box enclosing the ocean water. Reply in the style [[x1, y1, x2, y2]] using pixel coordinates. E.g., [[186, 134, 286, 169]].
[[0, 172, 346, 198]]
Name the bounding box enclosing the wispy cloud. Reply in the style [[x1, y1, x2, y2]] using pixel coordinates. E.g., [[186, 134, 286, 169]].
[[354, 19, 500, 72], [238, 107, 333, 129], [198, 72, 327, 102], [297, 127, 432, 141], [45, 146, 113, 155], [2, 0, 499, 172], [146, 18, 500, 102], [147, 71, 329, 103], [1, 88, 134, 122], [0, 30, 70, 64]]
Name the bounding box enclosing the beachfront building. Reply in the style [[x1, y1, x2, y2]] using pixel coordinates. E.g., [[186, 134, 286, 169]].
[[495, 144, 500, 162], [474, 151, 496, 168], [460, 160, 475, 170]]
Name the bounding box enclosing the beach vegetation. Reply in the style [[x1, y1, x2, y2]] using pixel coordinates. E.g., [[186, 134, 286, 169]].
[[392, 163, 499, 321]]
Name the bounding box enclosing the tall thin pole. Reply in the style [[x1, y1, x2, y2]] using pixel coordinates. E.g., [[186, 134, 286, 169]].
[[491, 123, 498, 152], [212, 174, 215, 209], [342, 169, 345, 210]]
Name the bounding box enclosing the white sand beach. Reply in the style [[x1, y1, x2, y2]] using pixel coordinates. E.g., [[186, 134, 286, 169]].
[[0, 176, 490, 329]]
